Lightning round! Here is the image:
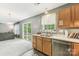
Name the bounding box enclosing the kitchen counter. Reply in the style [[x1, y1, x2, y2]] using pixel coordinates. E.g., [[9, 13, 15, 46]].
[[33, 34, 79, 43]]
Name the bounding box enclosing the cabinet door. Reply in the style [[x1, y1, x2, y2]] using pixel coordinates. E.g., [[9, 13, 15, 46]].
[[72, 43, 79, 56], [43, 38, 52, 56], [72, 4, 79, 27], [32, 36, 37, 49], [37, 36, 43, 51], [58, 7, 72, 28]]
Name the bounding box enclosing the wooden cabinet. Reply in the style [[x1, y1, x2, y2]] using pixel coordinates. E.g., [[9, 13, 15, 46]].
[[58, 4, 79, 28], [32, 35, 52, 56], [32, 36, 37, 49], [71, 43, 79, 56], [43, 37, 52, 56], [58, 7, 72, 28], [37, 36, 43, 51], [72, 4, 79, 27], [33, 36, 79, 56]]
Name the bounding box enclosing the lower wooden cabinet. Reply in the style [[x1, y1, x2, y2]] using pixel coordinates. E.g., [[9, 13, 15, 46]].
[[32, 36, 37, 49], [43, 37, 52, 56], [32, 36, 79, 56], [32, 36, 52, 56], [37, 36, 43, 51], [71, 43, 79, 56]]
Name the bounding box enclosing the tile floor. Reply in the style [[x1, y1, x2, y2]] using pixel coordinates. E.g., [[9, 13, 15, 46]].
[[22, 49, 46, 56]]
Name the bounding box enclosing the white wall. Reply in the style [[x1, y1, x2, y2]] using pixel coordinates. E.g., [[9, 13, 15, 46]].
[[0, 23, 13, 33], [14, 24, 20, 35]]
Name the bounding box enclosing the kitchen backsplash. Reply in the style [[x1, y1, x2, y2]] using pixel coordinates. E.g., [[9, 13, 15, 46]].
[[57, 29, 79, 34], [67, 29, 79, 33]]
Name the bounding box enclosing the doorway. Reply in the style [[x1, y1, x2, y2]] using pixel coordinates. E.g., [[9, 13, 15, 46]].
[[22, 22, 32, 41]]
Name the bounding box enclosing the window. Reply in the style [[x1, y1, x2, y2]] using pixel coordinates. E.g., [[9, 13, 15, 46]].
[[28, 23, 31, 33], [41, 13, 56, 32], [44, 24, 55, 30]]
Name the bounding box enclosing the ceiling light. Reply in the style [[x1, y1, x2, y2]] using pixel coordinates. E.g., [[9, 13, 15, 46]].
[[34, 3, 40, 6]]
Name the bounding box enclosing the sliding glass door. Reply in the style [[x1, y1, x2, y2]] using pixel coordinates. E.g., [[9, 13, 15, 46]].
[[22, 23, 32, 41]]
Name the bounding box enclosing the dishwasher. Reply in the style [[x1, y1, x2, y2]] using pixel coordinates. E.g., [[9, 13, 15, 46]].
[[52, 39, 72, 56]]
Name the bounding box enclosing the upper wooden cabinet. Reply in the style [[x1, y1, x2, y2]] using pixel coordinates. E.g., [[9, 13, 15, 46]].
[[58, 7, 72, 28], [58, 4, 79, 28], [72, 4, 79, 27]]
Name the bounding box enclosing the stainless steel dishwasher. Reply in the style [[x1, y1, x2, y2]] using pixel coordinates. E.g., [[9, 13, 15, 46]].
[[52, 39, 72, 56]]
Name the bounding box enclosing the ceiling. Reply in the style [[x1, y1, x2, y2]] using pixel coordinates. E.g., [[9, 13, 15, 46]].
[[0, 3, 66, 24]]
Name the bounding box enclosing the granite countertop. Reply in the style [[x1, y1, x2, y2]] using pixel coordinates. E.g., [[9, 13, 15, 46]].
[[33, 34, 79, 43]]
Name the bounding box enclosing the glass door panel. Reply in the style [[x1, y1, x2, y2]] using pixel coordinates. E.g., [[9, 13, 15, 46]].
[[23, 23, 32, 41]]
